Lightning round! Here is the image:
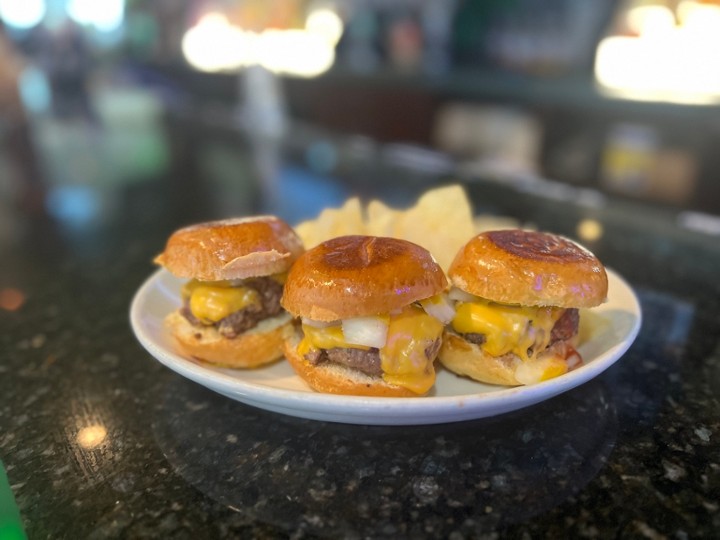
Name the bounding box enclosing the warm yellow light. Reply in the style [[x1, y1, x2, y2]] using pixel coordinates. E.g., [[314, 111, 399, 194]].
[[678, 1, 720, 27], [181, 11, 337, 77], [626, 5, 675, 36], [181, 13, 251, 72], [257, 29, 335, 77], [306, 8, 344, 45], [77, 425, 107, 449], [577, 219, 604, 243], [595, 1, 720, 103], [595, 36, 720, 103]]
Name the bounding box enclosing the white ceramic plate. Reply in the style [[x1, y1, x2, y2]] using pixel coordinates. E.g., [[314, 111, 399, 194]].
[[130, 268, 641, 425]]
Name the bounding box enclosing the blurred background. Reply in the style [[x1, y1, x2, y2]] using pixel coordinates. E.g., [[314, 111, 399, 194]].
[[2, 0, 720, 245]]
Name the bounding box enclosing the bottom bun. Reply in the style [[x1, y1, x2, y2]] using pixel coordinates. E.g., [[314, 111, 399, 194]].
[[283, 332, 424, 397], [166, 311, 293, 368], [438, 332, 580, 386]]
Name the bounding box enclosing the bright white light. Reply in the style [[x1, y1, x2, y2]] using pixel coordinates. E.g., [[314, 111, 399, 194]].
[[182, 13, 337, 77], [626, 5, 675, 36], [257, 29, 335, 77], [678, 0, 720, 26], [66, 0, 125, 32], [595, 3, 720, 104], [0, 0, 45, 29], [306, 8, 344, 45], [679, 2, 720, 33], [182, 13, 253, 72]]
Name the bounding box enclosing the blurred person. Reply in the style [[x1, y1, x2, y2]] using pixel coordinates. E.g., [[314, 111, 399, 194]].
[[41, 19, 95, 121], [0, 20, 46, 243], [0, 20, 23, 124]]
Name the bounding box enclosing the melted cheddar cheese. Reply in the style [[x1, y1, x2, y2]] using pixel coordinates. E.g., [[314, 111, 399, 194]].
[[380, 305, 444, 394], [298, 305, 444, 394], [514, 356, 568, 384], [451, 298, 564, 363], [182, 279, 260, 324], [298, 325, 369, 356]]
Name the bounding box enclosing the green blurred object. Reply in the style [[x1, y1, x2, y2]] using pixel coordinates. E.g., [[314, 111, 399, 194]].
[[0, 460, 26, 540]]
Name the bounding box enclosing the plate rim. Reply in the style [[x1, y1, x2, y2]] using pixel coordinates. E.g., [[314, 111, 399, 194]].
[[130, 267, 642, 424]]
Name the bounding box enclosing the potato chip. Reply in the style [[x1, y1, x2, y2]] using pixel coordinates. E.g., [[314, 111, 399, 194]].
[[295, 184, 484, 272], [296, 197, 365, 249], [473, 215, 521, 233], [391, 185, 476, 272], [365, 199, 402, 237]]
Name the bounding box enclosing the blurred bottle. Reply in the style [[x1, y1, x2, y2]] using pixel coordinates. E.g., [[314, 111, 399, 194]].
[[387, 13, 423, 72], [421, 0, 457, 74], [237, 64, 288, 214], [341, 7, 380, 72]]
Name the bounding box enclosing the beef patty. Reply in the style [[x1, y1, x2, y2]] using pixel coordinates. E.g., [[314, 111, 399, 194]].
[[181, 277, 284, 338], [304, 338, 442, 377], [459, 308, 579, 351]]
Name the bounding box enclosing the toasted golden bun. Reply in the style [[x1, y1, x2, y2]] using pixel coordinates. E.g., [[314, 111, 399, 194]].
[[283, 332, 422, 397], [165, 311, 293, 368], [449, 229, 607, 308], [439, 332, 579, 386], [439, 333, 521, 385], [282, 235, 448, 321], [155, 216, 304, 281]]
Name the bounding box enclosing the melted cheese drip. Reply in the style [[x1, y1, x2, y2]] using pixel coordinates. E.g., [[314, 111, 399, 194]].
[[451, 299, 564, 363], [182, 279, 260, 323], [514, 356, 568, 385], [298, 305, 444, 394], [298, 324, 369, 356], [379, 305, 444, 394]]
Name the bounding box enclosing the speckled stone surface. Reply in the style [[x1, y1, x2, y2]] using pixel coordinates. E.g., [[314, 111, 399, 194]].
[[1, 175, 719, 539]]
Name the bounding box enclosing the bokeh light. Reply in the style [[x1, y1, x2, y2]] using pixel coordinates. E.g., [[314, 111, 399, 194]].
[[0, 0, 46, 29]]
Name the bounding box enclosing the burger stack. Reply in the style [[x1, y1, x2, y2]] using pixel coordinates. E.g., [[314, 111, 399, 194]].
[[155, 216, 608, 396]]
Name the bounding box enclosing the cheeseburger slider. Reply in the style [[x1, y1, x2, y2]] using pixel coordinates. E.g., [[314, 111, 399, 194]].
[[155, 216, 304, 368], [439, 229, 608, 386], [281, 235, 453, 397]]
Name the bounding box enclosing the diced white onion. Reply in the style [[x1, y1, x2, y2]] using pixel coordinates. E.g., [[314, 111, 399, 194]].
[[513, 362, 543, 386], [420, 295, 456, 324], [342, 316, 389, 348], [566, 351, 582, 370], [447, 287, 477, 303], [301, 317, 335, 328]]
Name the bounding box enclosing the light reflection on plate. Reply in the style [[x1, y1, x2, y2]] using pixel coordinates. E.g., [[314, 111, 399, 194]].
[[130, 268, 641, 425]]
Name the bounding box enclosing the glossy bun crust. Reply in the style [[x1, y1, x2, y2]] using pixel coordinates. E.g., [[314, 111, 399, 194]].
[[282, 235, 448, 321], [155, 216, 304, 281], [165, 311, 293, 368], [283, 332, 421, 397], [449, 229, 608, 308]]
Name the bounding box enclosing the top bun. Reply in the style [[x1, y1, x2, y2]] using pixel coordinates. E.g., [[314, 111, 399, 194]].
[[282, 235, 448, 321], [154, 216, 304, 281], [449, 229, 607, 308]]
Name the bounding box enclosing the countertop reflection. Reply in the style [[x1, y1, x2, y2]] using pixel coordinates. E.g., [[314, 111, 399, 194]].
[[152, 376, 616, 537]]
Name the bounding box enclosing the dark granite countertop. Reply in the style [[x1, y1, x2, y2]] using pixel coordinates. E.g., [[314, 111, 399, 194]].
[[1, 112, 719, 539]]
